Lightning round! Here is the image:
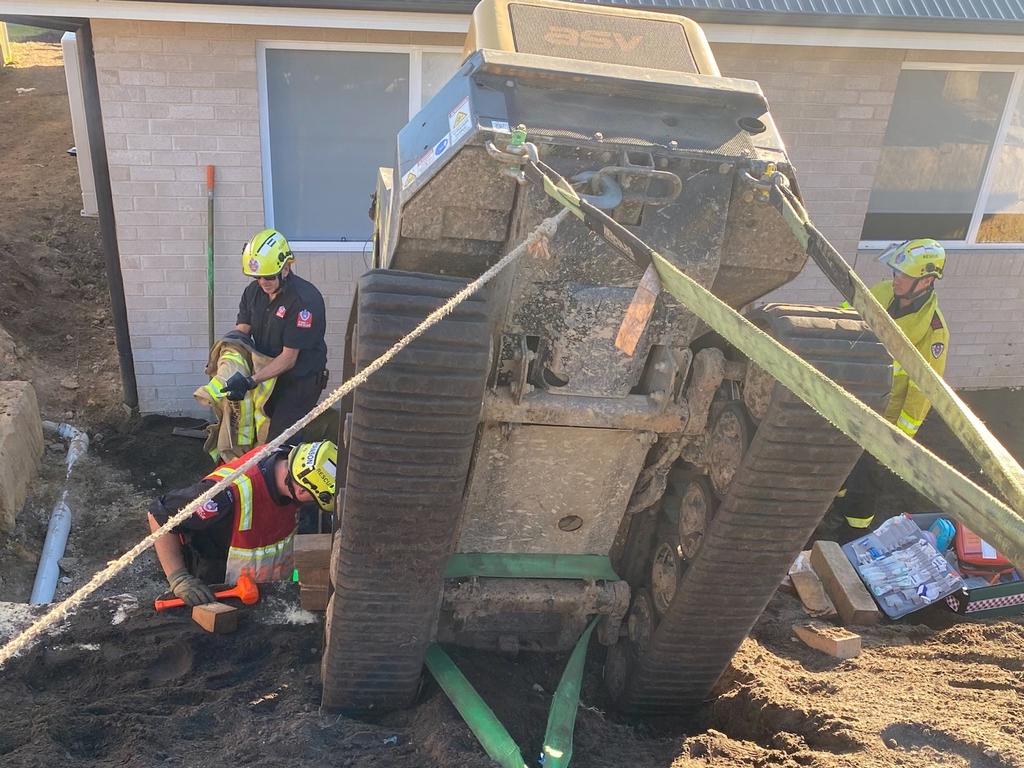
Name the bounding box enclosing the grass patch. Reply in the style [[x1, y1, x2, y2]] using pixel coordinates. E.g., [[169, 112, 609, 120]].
[[6, 24, 63, 43]]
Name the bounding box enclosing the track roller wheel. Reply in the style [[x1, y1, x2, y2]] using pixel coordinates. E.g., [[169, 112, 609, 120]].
[[673, 474, 717, 562], [706, 401, 753, 497]]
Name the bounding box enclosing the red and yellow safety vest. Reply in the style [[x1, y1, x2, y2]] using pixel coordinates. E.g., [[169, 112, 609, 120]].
[[204, 446, 298, 585]]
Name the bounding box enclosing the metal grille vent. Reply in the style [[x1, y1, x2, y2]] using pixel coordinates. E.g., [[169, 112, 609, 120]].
[[508, 3, 698, 74]]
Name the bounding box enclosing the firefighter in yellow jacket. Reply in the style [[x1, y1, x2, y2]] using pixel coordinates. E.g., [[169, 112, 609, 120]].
[[837, 238, 949, 529]]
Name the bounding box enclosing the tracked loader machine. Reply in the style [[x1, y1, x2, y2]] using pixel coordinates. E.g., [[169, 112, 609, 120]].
[[322, 0, 891, 715]]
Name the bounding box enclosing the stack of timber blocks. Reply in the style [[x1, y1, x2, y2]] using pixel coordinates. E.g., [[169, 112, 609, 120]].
[[294, 534, 332, 611]]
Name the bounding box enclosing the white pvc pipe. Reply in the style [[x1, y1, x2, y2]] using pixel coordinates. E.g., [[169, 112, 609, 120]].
[[30, 422, 89, 605]]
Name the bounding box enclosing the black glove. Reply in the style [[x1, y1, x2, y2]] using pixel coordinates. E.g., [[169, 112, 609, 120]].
[[167, 568, 216, 606], [221, 371, 257, 401]]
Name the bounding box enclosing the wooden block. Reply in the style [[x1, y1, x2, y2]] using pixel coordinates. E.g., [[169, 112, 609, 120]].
[[793, 621, 861, 659], [293, 534, 333, 569], [811, 541, 881, 626], [791, 569, 838, 619], [300, 586, 329, 612], [192, 602, 238, 634], [298, 567, 330, 587]]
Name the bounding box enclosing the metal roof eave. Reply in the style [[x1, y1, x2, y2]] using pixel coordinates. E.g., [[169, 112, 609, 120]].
[[105, 0, 1024, 34]]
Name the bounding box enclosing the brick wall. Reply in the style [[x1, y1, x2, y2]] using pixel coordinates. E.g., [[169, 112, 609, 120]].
[[92, 19, 462, 416], [92, 22, 1024, 414]]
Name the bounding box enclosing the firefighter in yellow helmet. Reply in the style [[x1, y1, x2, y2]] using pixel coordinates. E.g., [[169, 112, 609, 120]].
[[221, 229, 329, 440], [148, 441, 338, 603], [836, 238, 949, 530]]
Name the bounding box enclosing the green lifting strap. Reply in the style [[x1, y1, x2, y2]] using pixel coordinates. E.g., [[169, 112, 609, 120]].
[[424, 645, 529, 768], [541, 617, 599, 768], [444, 553, 620, 581], [425, 617, 600, 768]]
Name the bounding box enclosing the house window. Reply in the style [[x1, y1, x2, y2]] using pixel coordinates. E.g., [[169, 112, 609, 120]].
[[259, 44, 462, 250], [861, 66, 1024, 247]]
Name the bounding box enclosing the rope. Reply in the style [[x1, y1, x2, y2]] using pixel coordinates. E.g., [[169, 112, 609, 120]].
[[0, 209, 569, 668]]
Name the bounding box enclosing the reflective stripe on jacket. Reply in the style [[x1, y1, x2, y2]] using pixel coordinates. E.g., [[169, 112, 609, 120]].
[[195, 338, 276, 462], [204, 446, 297, 585]]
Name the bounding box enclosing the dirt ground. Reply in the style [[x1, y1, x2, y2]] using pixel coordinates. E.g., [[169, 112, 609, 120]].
[[0, 38, 1022, 768]]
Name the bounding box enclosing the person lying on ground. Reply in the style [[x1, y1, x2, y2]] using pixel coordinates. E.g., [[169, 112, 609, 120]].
[[147, 441, 337, 606]]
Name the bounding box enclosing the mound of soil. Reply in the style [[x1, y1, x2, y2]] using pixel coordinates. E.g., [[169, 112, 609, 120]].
[[2, 584, 1021, 768]]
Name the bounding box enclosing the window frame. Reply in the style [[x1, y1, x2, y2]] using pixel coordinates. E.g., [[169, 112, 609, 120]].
[[256, 40, 462, 252], [858, 61, 1024, 252]]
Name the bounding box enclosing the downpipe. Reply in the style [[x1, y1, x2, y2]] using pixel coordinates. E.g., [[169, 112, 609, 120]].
[[29, 422, 89, 605]]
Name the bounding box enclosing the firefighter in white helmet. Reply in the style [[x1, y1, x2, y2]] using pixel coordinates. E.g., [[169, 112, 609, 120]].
[[836, 238, 950, 530]]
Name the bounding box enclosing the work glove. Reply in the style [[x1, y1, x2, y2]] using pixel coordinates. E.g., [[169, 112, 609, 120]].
[[221, 371, 257, 401], [167, 568, 216, 607]]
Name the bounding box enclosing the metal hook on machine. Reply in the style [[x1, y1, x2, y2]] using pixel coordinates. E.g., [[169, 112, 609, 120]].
[[570, 171, 624, 210]]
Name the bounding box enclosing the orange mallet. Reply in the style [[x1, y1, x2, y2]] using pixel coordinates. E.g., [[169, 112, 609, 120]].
[[154, 574, 260, 612]]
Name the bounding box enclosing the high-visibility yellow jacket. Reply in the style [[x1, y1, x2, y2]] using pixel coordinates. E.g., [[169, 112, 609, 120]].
[[194, 334, 277, 462], [861, 281, 949, 439]]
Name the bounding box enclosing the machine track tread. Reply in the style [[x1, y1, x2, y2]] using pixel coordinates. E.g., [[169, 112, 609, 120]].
[[321, 270, 492, 713], [619, 304, 890, 715]]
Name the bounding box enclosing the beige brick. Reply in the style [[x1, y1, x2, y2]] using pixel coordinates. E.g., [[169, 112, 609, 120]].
[[144, 85, 193, 103], [167, 70, 216, 87], [122, 102, 171, 118], [150, 150, 198, 166], [141, 53, 191, 71], [149, 119, 195, 135], [166, 104, 216, 120], [120, 70, 167, 86], [126, 134, 173, 150], [192, 88, 239, 105]]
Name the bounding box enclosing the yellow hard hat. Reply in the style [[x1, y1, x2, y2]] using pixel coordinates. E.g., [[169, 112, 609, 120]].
[[288, 441, 338, 511], [879, 238, 945, 279], [242, 228, 294, 277]]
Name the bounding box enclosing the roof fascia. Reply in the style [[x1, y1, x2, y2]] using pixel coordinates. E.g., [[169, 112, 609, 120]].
[[8, 2, 1024, 53]]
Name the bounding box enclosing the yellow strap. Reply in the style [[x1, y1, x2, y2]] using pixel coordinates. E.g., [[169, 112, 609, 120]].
[[651, 251, 1024, 568], [528, 156, 1024, 568], [774, 186, 1024, 516]]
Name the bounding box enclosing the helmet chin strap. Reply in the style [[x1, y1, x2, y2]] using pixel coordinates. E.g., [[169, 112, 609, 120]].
[[893, 273, 934, 302], [284, 472, 302, 503]]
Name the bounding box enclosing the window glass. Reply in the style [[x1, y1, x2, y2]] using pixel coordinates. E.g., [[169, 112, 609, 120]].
[[978, 84, 1024, 243], [422, 51, 464, 105], [265, 49, 409, 242], [861, 69, 1013, 241]]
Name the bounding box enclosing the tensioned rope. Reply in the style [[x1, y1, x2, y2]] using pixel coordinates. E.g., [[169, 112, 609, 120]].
[[0, 209, 569, 668]]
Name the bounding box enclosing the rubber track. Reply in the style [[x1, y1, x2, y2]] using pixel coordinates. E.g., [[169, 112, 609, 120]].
[[321, 271, 492, 713], [620, 304, 891, 715]]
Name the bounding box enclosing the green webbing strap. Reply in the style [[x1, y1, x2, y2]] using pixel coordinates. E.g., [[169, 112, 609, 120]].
[[445, 554, 620, 581], [426, 617, 598, 768], [518, 154, 1024, 569], [769, 182, 1024, 517], [424, 645, 529, 768], [541, 617, 598, 768]]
